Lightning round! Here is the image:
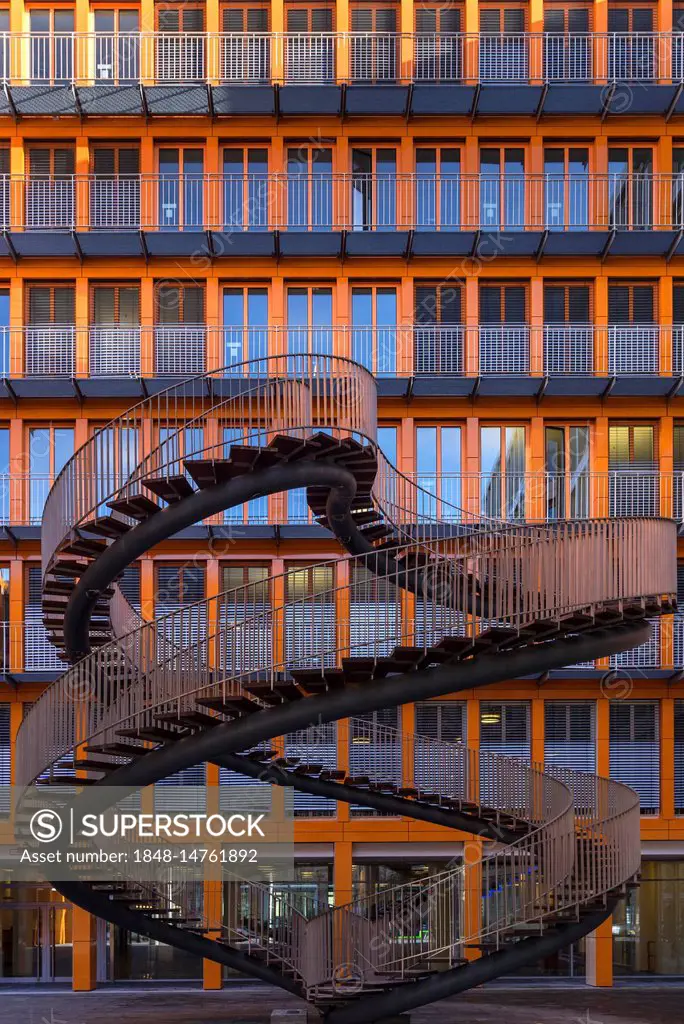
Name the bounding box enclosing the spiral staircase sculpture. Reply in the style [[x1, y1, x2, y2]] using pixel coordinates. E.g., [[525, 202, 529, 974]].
[[14, 355, 678, 1022]]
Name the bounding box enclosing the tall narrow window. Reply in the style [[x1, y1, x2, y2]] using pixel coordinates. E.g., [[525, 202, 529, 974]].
[[0, 288, 8, 378], [223, 287, 268, 368], [351, 148, 397, 230], [90, 146, 140, 230], [480, 425, 526, 519], [156, 3, 206, 82], [415, 147, 461, 230], [29, 9, 74, 84], [414, 702, 466, 798], [223, 147, 268, 231], [416, 426, 462, 520], [608, 281, 657, 373], [217, 565, 272, 824], [286, 286, 333, 367], [479, 147, 525, 230], [350, 5, 398, 82], [155, 283, 205, 375], [284, 564, 335, 668], [26, 285, 75, 376], [479, 283, 529, 373], [351, 286, 396, 374], [543, 147, 589, 230], [25, 566, 66, 671], [480, 702, 530, 806], [90, 284, 140, 377], [543, 7, 592, 82], [675, 700, 684, 815], [415, 7, 462, 82], [94, 8, 140, 83], [349, 709, 401, 815], [607, 7, 656, 83], [543, 282, 592, 374], [544, 425, 590, 520], [158, 148, 204, 231], [284, 7, 335, 82], [544, 702, 596, 773], [221, 5, 270, 83], [286, 146, 333, 231], [223, 426, 268, 524], [609, 701, 660, 814], [608, 147, 653, 229], [479, 7, 528, 82], [414, 283, 463, 374], [26, 146, 75, 230]]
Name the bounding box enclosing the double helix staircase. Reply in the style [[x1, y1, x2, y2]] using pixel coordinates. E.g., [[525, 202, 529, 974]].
[[15, 355, 677, 1023]]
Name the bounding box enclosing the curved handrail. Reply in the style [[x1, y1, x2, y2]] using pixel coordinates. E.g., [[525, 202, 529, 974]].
[[18, 517, 675, 791], [16, 352, 668, 1010]]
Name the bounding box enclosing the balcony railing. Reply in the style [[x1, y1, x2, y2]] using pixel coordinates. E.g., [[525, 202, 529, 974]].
[[2, 33, 684, 87], [0, 621, 68, 673], [4, 173, 684, 233], [408, 471, 684, 523], [2, 324, 684, 379]]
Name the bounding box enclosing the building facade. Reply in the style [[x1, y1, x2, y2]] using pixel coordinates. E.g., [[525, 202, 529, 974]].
[[0, 0, 681, 991]]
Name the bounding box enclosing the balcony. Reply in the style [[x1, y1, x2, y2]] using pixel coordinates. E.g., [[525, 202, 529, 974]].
[[408, 470, 684, 524], [1, 324, 682, 380], [3, 173, 684, 237], [1, 32, 684, 89], [0, 621, 67, 675]]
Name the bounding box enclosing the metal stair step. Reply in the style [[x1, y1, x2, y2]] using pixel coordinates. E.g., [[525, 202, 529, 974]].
[[141, 474, 196, 504], [81, 516, 132, 540], [107, 493, 161, 521]]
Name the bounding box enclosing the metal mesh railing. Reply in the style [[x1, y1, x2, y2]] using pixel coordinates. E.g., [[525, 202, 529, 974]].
[[4, 172, 684, 231], [2, 33, 684, 86]]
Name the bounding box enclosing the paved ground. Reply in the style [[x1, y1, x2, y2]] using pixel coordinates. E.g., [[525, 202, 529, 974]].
[[2, 985, 683, 1024]]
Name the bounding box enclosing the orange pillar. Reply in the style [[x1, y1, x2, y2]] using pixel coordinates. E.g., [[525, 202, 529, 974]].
[[661, 697, 675, 820], [72, 905, 97, 991], [586, 914, 613, 987], [334, 840, 353, 905]]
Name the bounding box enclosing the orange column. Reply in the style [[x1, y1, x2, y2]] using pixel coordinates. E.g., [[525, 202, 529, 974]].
[[72, 906, 97, 991], [529, 276, 544, 377], [463, 836, 483, 960], [464, 416, 480, 519], [400, 0, 413, 84], [206, 0, 220, 84], [9, 560, 23, 673], [9, 420, 24, 537], [594, 0, 609, 81], [660, 276, 673, 377], [528, 416, 545, 523], [203, 878, 223, 990], [9, 139, 24, 233], [334, 840, 353, 905], [337, 0, 350, 82], [140, 276, 155, 378], [529, 0, 544, 84], [271, 0, 284, 84], [140, 0, 155, 83], [464, 0, 479, 83], [661, 697, 675, 820], [9, 277, 23, 378], [399, 276, 413, 375], [75, 277, 89, 378], [586, 915, 613, 987], [660, 415, 674, 519], [660, 0, 673, 83], [531, 696, 544, 766], [594, 273, 608, 376], [596, 695, 610, 780], [594, 415, 610, 522], [206, 275, 221, 373], [402, 702, 415, 788], [465, 277, 479, 377]]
